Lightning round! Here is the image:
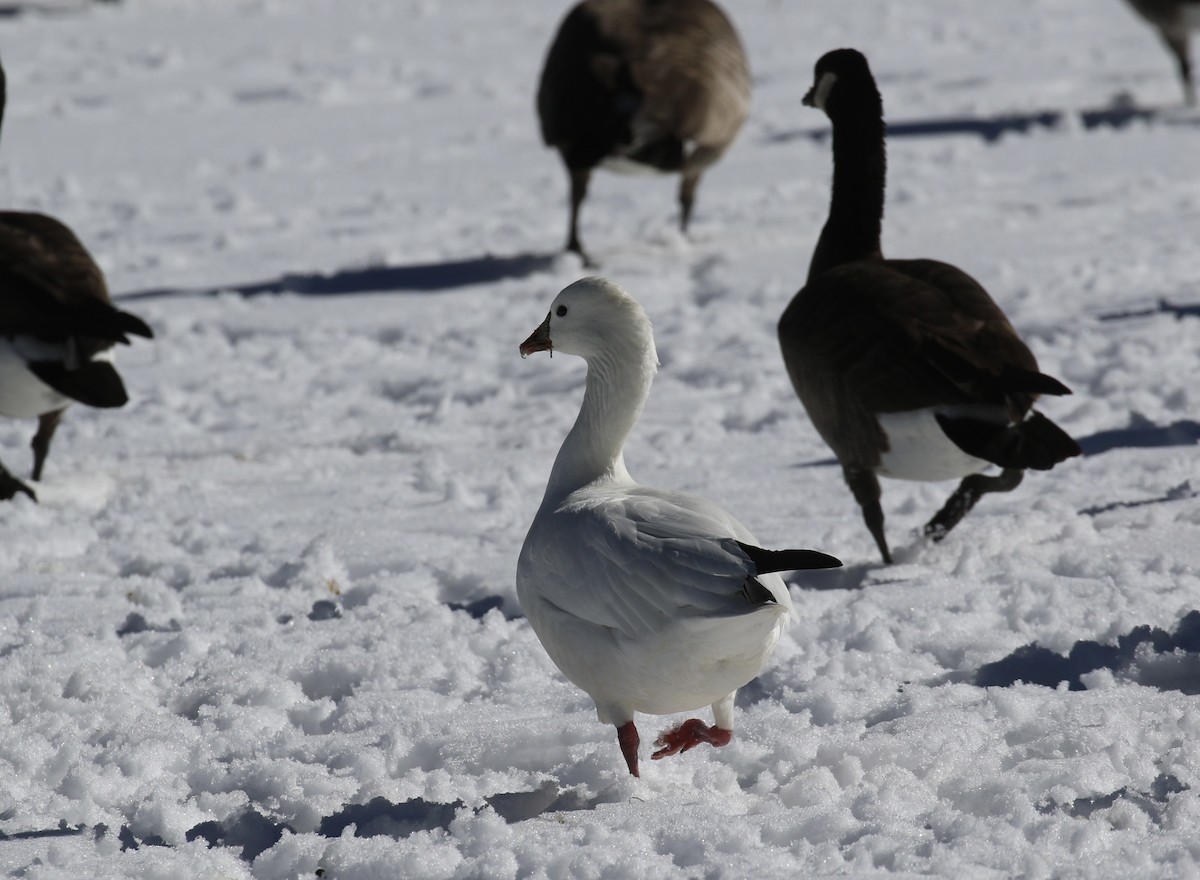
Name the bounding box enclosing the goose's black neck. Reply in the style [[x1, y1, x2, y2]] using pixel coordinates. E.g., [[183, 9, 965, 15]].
[[807, 97, 886, 281]]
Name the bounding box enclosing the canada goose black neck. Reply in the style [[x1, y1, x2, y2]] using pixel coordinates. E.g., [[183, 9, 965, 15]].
[[807, 49, 886, 280], [0, 60, 7, 145]]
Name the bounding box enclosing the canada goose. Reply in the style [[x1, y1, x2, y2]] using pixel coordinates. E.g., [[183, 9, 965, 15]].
[[777, 49, 1081, 564], [536, 0, 750, 264], [1123, 0, 1200, 104], [517, 277, 841, 776], [0, 60, 153, 501]]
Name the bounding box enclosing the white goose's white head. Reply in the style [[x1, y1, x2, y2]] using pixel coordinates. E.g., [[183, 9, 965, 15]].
[[520, 276, 657, 370], [521, 277, 660, 499]]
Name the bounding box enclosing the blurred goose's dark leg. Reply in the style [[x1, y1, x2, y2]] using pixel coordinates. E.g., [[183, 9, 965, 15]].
[[1163, 30, 1195, 105], [845, 467, 891, 564], [679, 169, 701, 233], [31, 408, 66, 482], [567, 167, 595, 266], [680, 145, 721, 234], [925, 468, 1024, 542]]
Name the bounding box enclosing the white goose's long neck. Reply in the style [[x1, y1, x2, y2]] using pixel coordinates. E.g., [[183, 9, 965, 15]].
[[542, 336, 658, 505]]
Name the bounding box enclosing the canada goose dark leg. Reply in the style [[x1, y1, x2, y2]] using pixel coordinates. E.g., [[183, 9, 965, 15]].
[[679, 169, 701, 234], [1162, 31, 1195, 105], [566, 166, 595, 266], [0, 461, 37, 502], [31, 408, 66, 482], [844, 466, 891, 564], [924, 467, 1024, 543]]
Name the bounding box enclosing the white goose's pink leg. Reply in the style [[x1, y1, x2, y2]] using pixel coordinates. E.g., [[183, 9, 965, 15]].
[[617, 721, 641, 777]]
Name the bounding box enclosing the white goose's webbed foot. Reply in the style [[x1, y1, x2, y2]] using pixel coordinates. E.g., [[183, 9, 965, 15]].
[[651, 718, 732, 760]]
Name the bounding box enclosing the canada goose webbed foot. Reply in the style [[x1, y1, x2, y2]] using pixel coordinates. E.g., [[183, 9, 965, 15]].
[[925, 468, 1024, 542], [0, 466, 37, 502], [576, 247, 599, 270]]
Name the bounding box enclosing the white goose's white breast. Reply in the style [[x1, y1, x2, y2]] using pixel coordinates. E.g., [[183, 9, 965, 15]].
[[0, 338, 73, 418], [876, 407, 991, 482]]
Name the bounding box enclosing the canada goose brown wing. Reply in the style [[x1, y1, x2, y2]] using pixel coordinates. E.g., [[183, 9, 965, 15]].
[[886, 259, 1069, 403], [0, 212, 152, 343], [782, 262, 984, 416]]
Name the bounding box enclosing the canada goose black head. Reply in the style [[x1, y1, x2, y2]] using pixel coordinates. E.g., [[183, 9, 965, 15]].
[[802, 48, 881, 120]]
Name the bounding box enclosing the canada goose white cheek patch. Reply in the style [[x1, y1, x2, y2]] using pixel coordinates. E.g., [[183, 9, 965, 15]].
[[811, 71, 838, 111]]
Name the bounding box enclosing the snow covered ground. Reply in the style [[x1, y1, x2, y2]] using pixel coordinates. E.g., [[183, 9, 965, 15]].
[[0, 0, 1198, 876]]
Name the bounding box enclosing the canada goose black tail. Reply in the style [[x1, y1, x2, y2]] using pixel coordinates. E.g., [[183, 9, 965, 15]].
[[936, 411, 1081, 471], [20, 299, 154, 344], [109, 307, 154, 342], [29, 360, 129, 409], [921, 341, 1072, 397], [736, 541, 843, 573], [78, 303, 153, 344]]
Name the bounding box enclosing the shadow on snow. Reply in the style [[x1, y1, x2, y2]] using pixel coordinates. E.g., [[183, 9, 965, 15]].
[[976, 610, 1200, 693], [114, 252, 561, 302], [769, 95, 1200, 145], [109, 783, 595, 863]]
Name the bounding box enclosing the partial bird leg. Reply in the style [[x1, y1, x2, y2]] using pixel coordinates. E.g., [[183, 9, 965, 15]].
[[31, 408, 66, 482], [924, 467, 1024, 543], [566, 167, 596, 267], [617, 721, 641, 777], [0, 461, 36, 502], [678, 169, 701, 234], [844, 466, 891, 564], [1161, 29, 1195, 106], [651, 719, 732, 760]]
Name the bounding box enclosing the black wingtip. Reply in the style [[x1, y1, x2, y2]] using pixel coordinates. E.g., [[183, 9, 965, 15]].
[[736, 541, 843, 573], [116, 309, 154, 340]]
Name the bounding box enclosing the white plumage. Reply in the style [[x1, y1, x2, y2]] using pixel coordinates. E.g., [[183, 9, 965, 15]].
[[516, 277, 839, 777]]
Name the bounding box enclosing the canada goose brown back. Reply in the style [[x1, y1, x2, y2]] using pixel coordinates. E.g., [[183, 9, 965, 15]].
[[777, 49, 1081, 564], [0, 58, 153, 501], [1124, 0, 1199, 104], [537, 0, 750, 263]]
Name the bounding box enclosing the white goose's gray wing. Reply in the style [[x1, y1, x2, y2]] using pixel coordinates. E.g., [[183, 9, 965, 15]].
[[520, 485, 788, 641]]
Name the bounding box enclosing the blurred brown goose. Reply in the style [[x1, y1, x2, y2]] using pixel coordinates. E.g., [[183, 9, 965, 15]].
[[536, 0, 750, 264], [0, 60, 153, 501], [777, 49, 1081, 564], [1124, 0, 1200, 104]]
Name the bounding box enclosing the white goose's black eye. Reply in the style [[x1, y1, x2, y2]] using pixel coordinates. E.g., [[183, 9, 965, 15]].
[[556, 305, 568, 317]]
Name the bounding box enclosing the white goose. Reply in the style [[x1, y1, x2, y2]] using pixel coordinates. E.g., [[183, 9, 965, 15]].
[[516, 277, 840, 777]]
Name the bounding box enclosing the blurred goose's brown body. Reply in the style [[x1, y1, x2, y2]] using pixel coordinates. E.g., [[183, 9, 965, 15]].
[[537, 0, 749, 263]]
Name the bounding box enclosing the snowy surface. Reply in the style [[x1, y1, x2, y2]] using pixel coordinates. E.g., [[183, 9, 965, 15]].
[[1, 0, 1199, 877]]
